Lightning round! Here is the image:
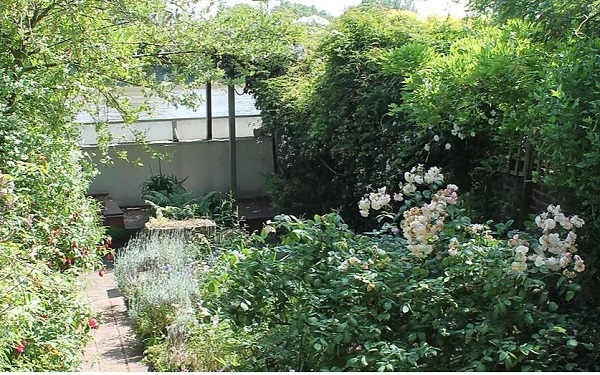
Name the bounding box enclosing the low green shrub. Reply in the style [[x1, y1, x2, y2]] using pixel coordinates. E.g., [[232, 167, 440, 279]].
[[114, 230, 210, 339], [145, 316, 251, 372], [197, 165, 596, 371], [142, 173, 241, 228], [114, 228, 253, 371], [116, 165, 598, 371]]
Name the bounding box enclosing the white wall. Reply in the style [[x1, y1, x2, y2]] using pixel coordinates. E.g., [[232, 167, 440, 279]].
[[85, 137, 274, 207]]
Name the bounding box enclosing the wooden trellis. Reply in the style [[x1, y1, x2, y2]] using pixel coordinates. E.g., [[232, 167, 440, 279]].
[[504, 141, 552, 225]]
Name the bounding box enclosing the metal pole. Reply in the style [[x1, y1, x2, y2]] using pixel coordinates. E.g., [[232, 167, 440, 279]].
[[206, 82, 213, 140], [228, 84, 237, 196]]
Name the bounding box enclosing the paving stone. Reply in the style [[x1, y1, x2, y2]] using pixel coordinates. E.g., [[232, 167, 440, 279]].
[[80, 269, 148, 372]]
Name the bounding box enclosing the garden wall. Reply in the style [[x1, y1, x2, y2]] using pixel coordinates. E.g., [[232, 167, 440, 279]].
[[84, 137, 274, 206]]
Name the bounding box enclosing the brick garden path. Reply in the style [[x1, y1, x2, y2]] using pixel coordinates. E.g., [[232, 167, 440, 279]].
[[80, 262, 148, 372]]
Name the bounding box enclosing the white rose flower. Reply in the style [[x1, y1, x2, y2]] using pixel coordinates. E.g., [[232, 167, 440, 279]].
[[570, 215, 585, 228], [542, 218, 556, 232], [534, 255, 546, 267], [511, 261, 527, 273], [403, 183, 416, 195], [515, 245, 529, 255], [358, 198, 370, 212], [545, 257, 561, 271], [559, 253, 572, 268], [534, 215, 544, 228], [574, 255, 585, 272]]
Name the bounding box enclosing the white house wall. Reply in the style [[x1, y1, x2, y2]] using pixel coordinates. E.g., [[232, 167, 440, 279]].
[[85, 137, 274, 207]]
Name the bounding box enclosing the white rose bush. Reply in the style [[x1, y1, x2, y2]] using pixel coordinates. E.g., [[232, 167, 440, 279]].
[[173, 165, 595, 372], [348, 165, 593, 371], [360, 164, 587, 280]]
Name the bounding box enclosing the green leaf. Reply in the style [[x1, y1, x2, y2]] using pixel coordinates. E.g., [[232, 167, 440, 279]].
[[566, 290, 575, 301], [565, 363, 577, 371], [377, 312, 390, 321], [566, 339, 578, 348], [548, 302, 559, 312]]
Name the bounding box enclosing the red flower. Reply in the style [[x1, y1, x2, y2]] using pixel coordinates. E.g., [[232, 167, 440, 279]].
[[98, 269, 105, 277], [106, 253, 115, 261], [88, 317, 98, 330], [15, 342, 26, 354], [65, 258, 74, 266], [71, 241, 77, 249]]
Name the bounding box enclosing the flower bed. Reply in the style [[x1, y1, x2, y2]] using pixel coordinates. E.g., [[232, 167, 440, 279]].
[[114, 166, 597, 371]]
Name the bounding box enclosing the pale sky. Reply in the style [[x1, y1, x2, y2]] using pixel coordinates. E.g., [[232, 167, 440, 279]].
[[223, 0, 467, 18]]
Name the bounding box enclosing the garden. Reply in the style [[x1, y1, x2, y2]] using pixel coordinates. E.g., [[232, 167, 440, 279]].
[[2, 0, 600, 372]]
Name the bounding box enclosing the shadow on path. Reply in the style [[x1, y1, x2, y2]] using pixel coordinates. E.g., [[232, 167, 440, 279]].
[[81, 266, 149, 372]]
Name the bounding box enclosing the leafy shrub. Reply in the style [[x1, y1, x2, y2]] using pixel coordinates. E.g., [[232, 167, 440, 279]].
[[114, 228, 252, 370], [142, 173, 242, 227], [0, 245, 96, 371], [142, 173, 188, 199], [198, 166, 595, 371], [145, 316, 251, 372], [393, 18, 600, 320], [0, 77, 107, 370], [249, 6, 465, 227]]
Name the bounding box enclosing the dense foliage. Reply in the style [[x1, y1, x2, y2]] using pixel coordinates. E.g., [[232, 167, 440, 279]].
[[4, 0, 600, 371], [249, 7, 466, 224], [115, 166, 597, 371], [141, 172, 241, 227], [247, 0, 600, 321], [0, 0, 210, 370], [0, 67, 106, 371]]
